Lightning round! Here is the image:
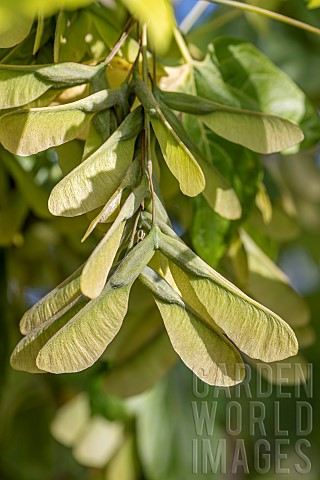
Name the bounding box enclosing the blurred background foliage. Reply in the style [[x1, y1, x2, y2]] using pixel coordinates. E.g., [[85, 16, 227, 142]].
[[0, 0, 320, 479]]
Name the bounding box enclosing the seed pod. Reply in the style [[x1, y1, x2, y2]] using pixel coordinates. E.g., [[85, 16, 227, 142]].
[[158, 230, 298, 362], [140, 266, 245, 386]]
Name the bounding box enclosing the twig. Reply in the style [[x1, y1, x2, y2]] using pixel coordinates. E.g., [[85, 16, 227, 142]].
[[209, 0, 320, 36]]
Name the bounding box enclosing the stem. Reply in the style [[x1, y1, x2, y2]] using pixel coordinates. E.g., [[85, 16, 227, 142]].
[[174, 28, 193, 63], [103, 17, 136, 66], [147, 161, 156, 223], [128, 208, 142, 249], [209, 0, 320, 36], [141, 24, 156, 224], [152, 48, 157, 89], [180, 1, 210, 34], [141, 24, 148, 84]]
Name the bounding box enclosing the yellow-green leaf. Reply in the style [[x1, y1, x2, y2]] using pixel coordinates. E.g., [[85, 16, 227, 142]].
[[197, 157, 242, 220], [0, 89, 120, 156], [36, 230, 156, 373], [81, 223, 125, 299], [159, 231, 298, 362], [19, 267, 82, 335], [151, 117, 205, 197], [158, 95, 241, 219], [81, 178, 147, 298], [119, 0, 175, 54], [48, 108, 143, 217], [0, 13, 33, 48], [199, 108, 304, 154], [141, 266, 245, 386], [307, 0, 320, 8], [11, 297, 88, 373], [0, 66, 50, 109], [134, 77, 205, 197], [162, 90, 304, 153], [37, 284, 132, 373], [81, 157, 141, 241]]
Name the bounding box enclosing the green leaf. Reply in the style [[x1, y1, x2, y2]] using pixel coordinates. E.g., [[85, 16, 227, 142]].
[[241, 231, 310, 328], [36, 230, 156, 373], [158, 230, 298, 362], [0, 192, 28, 246], [10, 297, 88, 373], [0, 14, 33, 48], [0, 89, 121, 156], [199, 107, 304, 154], [141, 266, 245, 386], [191, 195, 231, 267], [162, 91, 304, 154], [1, 150, 50, 218], [119, 0, 175, 54], [212, 37, 320, 149], [48, 108, 143, 217], [19, 267, 82, 335], [33, 12, 45, 55]]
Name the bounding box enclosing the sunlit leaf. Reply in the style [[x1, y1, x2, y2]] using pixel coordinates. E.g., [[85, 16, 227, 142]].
[[307, 0, 320, 7], [158, 230, 298, 362], [158, 98, 242, 219], [151, 118, 205, 197], [48, 108, 143, 217], [199, 107, 303, 154], [11, 297, 88, 373], [161, 91, 304, 154], [0, 89, 121, 156], [0, 66, 50, 109], [81, 178, 147, 298], [37, 284, 131, 373], [119, 0, 175, 54], [37, 230, 156, 373], [212, 37, 320, 148], [134, 78, 205, 197], [81, 223, 125, 299], [0, 13, 33, 48], [19, 267, 82, 335], [141, 266, 245, 386]]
